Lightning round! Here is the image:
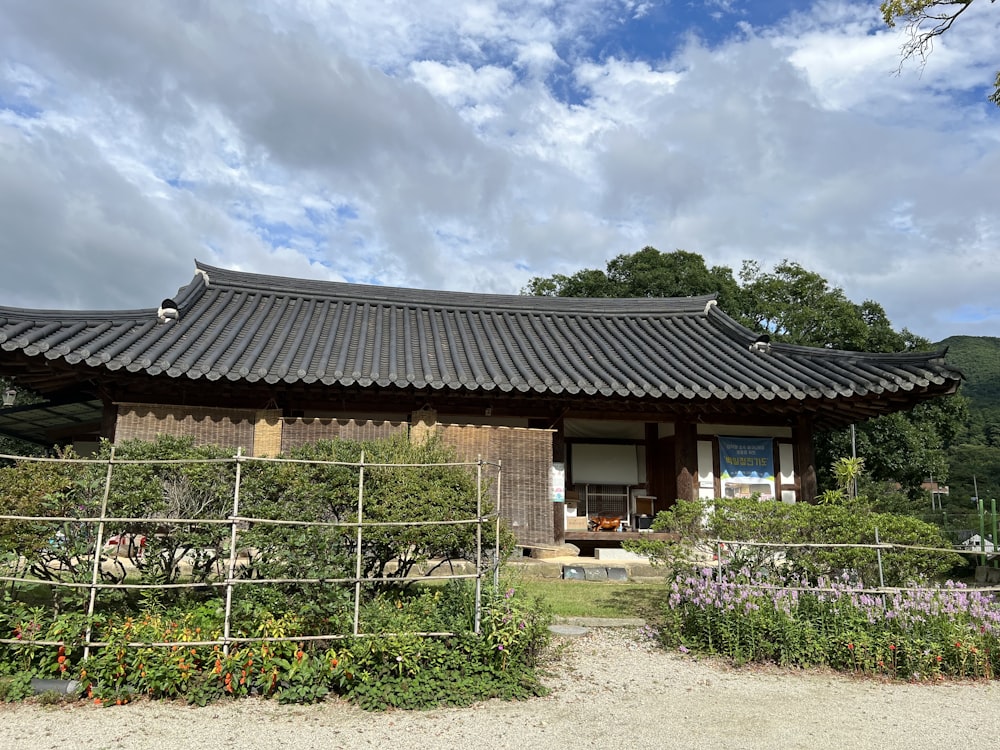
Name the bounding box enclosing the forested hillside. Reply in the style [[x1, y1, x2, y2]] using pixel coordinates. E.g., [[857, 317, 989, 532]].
[[935, 336, 1000, 505]]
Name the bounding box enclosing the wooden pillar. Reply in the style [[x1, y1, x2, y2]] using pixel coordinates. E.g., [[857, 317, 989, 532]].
[[553, 501, 565, 545], [543, 417, 566, 545], [253, 409, 283, 457], [674, 419, 698, 502], [644, 423, 658, 495], [795, 415, 818, 504], [410, 407, 437, 445], [101, 400, 118, 442]]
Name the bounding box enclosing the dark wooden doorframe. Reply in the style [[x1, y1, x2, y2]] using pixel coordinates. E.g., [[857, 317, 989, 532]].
[[646, 434, 677, 514]]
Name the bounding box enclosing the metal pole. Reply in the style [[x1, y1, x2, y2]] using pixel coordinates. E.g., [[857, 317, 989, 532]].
[[991, 498, 998, 569], [979, 495, 987, 568], [222, 448, 243, 656], [84, 446, 116, 660], [353, 451, 365, 637]]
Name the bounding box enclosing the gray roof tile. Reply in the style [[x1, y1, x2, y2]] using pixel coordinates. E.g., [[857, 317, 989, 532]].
[[0, 261, 962, 423]]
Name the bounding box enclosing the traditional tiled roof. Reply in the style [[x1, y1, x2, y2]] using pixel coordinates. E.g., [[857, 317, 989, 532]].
[[0, 261, 962, 425]]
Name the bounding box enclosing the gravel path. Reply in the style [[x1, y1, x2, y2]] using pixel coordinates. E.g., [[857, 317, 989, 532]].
[[5, 627, 1000, 750]]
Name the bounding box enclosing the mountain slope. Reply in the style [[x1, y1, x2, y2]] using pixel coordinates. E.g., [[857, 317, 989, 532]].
[[935, 336, 1000, 504]]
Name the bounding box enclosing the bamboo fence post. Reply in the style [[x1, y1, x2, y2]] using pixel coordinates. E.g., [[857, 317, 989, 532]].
[[474, 456, 483, 635], [873, 527, 886, 589], [992, 498, 998, 569], [222, 448, 243, 656], [493, 459, 502, 591], [84, 446, 116, 660], [353, 451, 365, 637]]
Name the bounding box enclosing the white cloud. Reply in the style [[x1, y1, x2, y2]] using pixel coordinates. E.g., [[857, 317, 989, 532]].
[[0, 0, 997, 341], [408, 60, 515, 114]]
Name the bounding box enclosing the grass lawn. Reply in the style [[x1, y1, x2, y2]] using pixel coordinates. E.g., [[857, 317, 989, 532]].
[[514, 578, 667, 620]]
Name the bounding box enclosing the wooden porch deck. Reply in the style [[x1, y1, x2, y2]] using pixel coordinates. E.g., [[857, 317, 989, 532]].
[[562, 530, 676, 556], [563, 531, 674, 543]]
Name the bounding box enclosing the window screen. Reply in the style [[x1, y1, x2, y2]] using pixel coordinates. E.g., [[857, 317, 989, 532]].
[[570, 443, 639, 485]]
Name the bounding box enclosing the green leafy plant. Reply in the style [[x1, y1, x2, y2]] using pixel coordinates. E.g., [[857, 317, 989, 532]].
[[661, 566, 1000, 680], [0, 449, 111, 602], [0, 673, 33, 702], [238, 435, 511, 604], [0, 436, 542, 710], [99, 436, 239, 589], [629, 497, 961, 587]]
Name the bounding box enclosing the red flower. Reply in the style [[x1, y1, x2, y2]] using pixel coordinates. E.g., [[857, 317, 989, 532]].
[[847, 643, 854, 650], [889, 644, 896, 651]]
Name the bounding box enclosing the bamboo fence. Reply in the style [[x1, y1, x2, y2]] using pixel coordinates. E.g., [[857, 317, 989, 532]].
[[0, 448, 503, 656]]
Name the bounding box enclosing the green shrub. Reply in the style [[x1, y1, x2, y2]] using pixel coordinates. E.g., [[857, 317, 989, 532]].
[[237, 435, 513, 610], [627, 497, 961, 587], [0, 448, 108, 599], [100, 436, 239, 589], [0, 435, 539, 709], [341, 582, 550, 710], [0, 583, 550, 709]]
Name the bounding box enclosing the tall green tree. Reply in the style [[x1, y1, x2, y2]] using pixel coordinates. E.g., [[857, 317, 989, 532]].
[[925, 336, 1000, 504], [948, 444, 1000, 505], [526, 246, 966, 496], [880, 0, 1000, 105], [816, 398, 966, 499], [737, 260, 924, 352], [523, 247, 744, 313]]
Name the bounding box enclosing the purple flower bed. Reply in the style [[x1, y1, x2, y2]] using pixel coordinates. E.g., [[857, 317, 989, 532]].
[[660, 566, 1000, 680]]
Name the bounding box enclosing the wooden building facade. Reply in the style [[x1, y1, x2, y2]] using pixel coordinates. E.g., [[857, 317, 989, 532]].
[[0, 262, 963, 546]]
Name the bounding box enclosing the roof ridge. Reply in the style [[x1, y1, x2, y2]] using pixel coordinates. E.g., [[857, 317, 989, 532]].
[[703, 305, 952, 362], [193, 261, 717, 316]]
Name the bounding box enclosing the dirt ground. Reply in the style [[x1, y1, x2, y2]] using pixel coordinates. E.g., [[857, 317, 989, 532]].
[[5, 626, 1000, 750]]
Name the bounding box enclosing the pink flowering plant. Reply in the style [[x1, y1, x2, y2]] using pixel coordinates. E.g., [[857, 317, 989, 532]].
[[481, 585, 550, 670]]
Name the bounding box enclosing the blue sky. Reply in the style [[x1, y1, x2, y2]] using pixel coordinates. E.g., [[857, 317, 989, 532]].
[[0, 0, 997, 342]]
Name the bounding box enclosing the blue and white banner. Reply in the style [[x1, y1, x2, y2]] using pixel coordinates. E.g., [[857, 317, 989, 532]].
[[719, 437, 775, 499]]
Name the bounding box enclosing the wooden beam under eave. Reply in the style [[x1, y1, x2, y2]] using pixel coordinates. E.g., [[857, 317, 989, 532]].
[[101, 401, 118, 443], [674, 419, 698, 502], [644, 422, 658, 497], [795, 415, 817, 503]]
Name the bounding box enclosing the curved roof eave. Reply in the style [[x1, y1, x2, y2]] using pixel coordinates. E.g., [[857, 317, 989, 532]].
[[0, 263, 964, 417]]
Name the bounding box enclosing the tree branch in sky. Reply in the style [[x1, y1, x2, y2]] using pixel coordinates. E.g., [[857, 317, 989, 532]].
[[880, 0, 999, 104]]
